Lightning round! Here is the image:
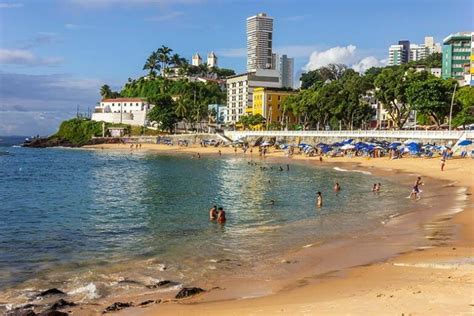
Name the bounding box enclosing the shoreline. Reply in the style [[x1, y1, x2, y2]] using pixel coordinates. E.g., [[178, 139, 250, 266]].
[[76, 143, 474, 315]]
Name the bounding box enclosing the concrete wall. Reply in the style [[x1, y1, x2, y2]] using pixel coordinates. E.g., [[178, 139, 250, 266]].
[[91, 112, 146, 126], [122, 133, 222, 145]]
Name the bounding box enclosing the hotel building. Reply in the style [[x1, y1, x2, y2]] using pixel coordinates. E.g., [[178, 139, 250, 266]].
[[249, 87, 297, 128], [442, 32, 474, 86]]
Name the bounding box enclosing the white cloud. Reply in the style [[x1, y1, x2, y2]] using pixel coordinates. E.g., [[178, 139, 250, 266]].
[[0, 2, 23, 9], [145, 11, 184, 21], [304, 45, 357, 71], [0, 49, 63, 66], [65, 23, 84, 30], [352, 56, 387, 73], [303, 45, 386, 74]]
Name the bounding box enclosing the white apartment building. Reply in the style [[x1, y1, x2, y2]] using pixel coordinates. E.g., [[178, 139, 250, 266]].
[[247, 13, 274, 72], [226, 69, 281, 124], [91, 98, 154, 126], [388, 44, 407, 66]]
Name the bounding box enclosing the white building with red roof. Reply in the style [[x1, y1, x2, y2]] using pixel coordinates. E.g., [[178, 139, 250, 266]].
[[91, 97, 154, 126]]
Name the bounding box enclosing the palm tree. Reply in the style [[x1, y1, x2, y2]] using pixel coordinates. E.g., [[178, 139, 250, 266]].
[[100, 84, 112, 99], [143, 51, 159, 78], [156, 45, 172, 76]]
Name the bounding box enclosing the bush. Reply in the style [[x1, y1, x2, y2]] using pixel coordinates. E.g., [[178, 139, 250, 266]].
[[52, 118, 104, 145]]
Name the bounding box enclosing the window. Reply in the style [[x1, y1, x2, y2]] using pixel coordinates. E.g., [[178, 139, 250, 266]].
[[278, 96, 281, 101], [268, 96, 272, 101], [112, 103, 115, 106], [239, 109, 243, 114]]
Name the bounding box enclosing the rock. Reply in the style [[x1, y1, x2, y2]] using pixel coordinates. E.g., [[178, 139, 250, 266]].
[[103, 302, 133, 313], [37, 311, 68, 316], [38, 289, 65, 297], [137, 299, 161, 307], [50, 299, 76, 310], [175, 287, 205, 299], [146, 280, 178, 289], [6, 309, 37, 316]]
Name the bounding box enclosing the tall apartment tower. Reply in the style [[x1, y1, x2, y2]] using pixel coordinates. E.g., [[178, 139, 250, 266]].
[[207, 51, 218, 68], [442, 32, 473, 86], [280, 54, 294, 89], [247, 13, 274, 72], [192, 52, 202, 66], [388, 40, 410, 65]]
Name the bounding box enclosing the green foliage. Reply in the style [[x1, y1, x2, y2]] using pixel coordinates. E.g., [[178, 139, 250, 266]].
[[406, 77, 455, 126], [53, 118, 104, 145], [238, 114, 265, 128], [300, 64, 347, 89], [147, 95, 178, 133], [409, 52, 442, 68], [453, 86, 474, 128]]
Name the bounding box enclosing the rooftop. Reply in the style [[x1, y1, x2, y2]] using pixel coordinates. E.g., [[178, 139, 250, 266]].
[[101, 98, 146, 103]]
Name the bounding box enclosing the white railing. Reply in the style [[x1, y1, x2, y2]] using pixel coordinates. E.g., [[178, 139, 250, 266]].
[[224, 130, 474, 141]]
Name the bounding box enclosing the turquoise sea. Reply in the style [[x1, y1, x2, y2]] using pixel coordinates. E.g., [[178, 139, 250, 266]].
[[0, 136, 408, 305]]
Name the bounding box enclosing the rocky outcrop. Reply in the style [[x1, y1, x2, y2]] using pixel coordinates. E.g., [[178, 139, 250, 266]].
[[37, 289, 65, 297], [103, 302, 133, 313], [175, 287, 205, 299]]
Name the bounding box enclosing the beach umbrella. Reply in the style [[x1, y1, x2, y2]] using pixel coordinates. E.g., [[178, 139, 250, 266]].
[[457, 140, 472, 146], [341, 144, 355, 150], [260, 141, 272, 147], [298, 143, 309, 148], [404, 139, 420, 144], [342, 138, 353, 144]]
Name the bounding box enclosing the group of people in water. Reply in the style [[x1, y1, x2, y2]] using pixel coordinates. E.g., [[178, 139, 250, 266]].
[[209, 205, 226, 224]]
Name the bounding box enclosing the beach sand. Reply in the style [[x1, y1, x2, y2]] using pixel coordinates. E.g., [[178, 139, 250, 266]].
[[82, 143, 474, 315]]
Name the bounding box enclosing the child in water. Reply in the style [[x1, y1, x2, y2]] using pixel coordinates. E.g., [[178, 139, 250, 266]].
[[334, 182, 341, 192]]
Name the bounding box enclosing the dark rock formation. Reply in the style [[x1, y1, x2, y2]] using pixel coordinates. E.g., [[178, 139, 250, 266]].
[[37, 311, 68, 316], [103, 302, 133, 313], [50, 299, 76, 310], [175, 287, 205, 299], [137, 299, 161, 307], [146, 280, 179, 289], [37, 289, 65, 297]]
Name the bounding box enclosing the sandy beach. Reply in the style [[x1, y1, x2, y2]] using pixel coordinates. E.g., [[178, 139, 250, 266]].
[[80, 143, 474, 315]]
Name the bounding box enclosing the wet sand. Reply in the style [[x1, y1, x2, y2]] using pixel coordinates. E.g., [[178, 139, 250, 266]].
[[78, 144, 473, 314]]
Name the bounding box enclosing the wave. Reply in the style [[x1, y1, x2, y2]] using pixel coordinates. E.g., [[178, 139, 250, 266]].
[[67, 283, 100, 300], [333, 167, 372, 175]]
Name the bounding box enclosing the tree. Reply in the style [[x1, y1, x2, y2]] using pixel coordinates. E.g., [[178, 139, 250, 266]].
[[100, 84, 113, 99], [374, 66, 420, 129], [147, 95, 177, 133], [406, 76, 456, 127], [143, 51, 159, 78], [453, 86, 474, 128], [156, 45, 172, 76], [300, 64, 348, 89]]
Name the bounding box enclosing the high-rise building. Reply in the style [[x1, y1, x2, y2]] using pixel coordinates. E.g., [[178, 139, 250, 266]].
[[388, 44, 407, 66], [192, 52, 202, 66], [389, 37, 442, 65], [247, 13, 274, 72], [279, 54, 294, 89], [207, 51, 218, 68], [442, 32, 473, 86]]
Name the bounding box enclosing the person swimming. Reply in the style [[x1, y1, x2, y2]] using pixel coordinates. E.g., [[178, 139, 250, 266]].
[[217, 207, 226, 224], [334, 182, 341, 192], [372, 183, 377, 192], [316, 191, 323, 207], [209, 205, 217, 220], [376, 183, 381, 192]]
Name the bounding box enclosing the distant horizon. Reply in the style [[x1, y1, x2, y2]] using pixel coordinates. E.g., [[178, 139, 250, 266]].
[[0, 0, 472, 136]]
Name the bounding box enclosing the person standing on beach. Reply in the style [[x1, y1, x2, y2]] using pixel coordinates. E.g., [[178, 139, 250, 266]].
[[217, 207, 226, 224], [319, 156, 323, 162], [218, 150, 222, 156], [316, 192, 323, 207], [286, 164, 290, 171], [441, 156, 446, 171]]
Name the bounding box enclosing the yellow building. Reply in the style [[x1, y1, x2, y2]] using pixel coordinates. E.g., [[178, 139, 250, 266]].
[[248, 87, 298, 127]]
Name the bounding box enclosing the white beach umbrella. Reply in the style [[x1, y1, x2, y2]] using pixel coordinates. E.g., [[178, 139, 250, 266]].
[[341, 144, 355, 150]]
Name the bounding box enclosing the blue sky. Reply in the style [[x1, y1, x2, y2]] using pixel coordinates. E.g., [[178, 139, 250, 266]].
[[0, 0, 472, 136]]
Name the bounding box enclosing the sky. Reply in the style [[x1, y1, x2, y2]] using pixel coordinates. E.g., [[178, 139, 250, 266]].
[[0, 0, 472, 136]]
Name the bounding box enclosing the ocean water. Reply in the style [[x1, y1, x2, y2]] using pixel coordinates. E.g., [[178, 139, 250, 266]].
[[0, 137, 408, 305]]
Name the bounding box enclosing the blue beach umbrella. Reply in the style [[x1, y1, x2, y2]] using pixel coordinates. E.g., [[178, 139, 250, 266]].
[[458, 140, 473, 146]]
